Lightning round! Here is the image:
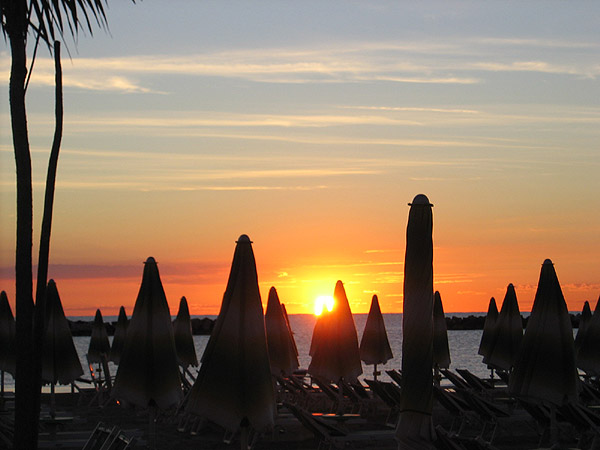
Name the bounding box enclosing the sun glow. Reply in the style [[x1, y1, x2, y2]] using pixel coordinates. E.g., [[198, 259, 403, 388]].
[[314, 295, 335, 316]]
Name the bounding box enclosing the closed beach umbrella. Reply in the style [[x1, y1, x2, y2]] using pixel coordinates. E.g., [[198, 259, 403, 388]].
[[173, 296, 198, 368], [112, 257, 182, 410], [397, 194, 435, 450], [280, 303, 299, 359], [88, 309, 111, 364], [41, 280, 84, 385], [308, 280, 363, 383], [0, 291, 16, 378], [478, 297, 498, 361], [433, 291, 451, 370], [265, 287, 299, 376], [484, 284, 523, 372], [509, 259, 578, 406], [109, 306, 129, 364], [359, 294, 393, 380], [309, 307, 330, 357], [576, 297, 600, 375], [185, 235, 275, 442], [574, 300, 592, 356]]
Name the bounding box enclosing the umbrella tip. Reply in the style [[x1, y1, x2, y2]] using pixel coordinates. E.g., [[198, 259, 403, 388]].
[[144, 256, 157, 264], [543, 258, 553, 265], [236, 234, 253, 243], [408, 193, 433, 206]]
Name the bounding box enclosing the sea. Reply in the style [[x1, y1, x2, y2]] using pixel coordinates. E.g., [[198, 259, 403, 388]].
[[1, 313, 492, 392]]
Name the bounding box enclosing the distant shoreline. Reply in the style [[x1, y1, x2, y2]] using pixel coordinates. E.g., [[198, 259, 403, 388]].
[[68, 313, 586, 336]]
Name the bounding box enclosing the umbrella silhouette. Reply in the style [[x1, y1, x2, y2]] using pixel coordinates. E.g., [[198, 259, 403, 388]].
[[0, 291, 16, 396], [478, 297, 498, 362], [41, 280, 84, 416], [308, 280, 363, 383], [112, 257, 182, 410], [265, 287, 299, 376], [433, 291, 451, 372], [509, 259, 578, 406], [359, 294, 393, 380], [109, 306, 129, 365], [576, 297, 600, 375], [280, 303, 299, 360], [484, 284, 523, 372], [88, 309, 110, 364], [185, 235, 275, 447], [173, 296, 198, 369], [397, 194, 435, 449], [574, 300, 592, 357]]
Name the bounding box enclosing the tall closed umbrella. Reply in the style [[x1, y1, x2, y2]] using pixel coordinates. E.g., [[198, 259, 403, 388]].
[[308, 280, 362, 383], [41, 280, 84, 416], [280, 303, 299, 360], [359, 294, 393, 380], [397, 194, 435, 450], [576, 297, 600, 375], [112, 257, 182, 410], [509, 259, 578, 405], [478, 297, 498, 361], [574, 300, 592, 356], [173, 296, 198, 369], [109, 306, 129, 365], [88, 309, 110, 363], [433, 291, 451, 371], [185, 235, 274, 448], [484, 284, 523, 372], [265, 287, 299, 376], [0, 291, 16, 395]]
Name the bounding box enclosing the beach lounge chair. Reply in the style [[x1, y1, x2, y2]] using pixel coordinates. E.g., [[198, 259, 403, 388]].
[[385, 369, 402, 387], [81, 421, 136, 450], [283, 402, 394, 450], [363, 379, 401, 426]]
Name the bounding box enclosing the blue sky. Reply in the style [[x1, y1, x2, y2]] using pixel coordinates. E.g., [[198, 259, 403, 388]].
[[1, 1, 599, 315]]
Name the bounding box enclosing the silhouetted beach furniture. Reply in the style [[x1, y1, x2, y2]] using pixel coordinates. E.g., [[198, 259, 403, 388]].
[[364, 379, 401, 426], [265, 287, 299, 376], [41, 280, 84, 418], [184, 235, 275, 450], [433, 425, 500, 450], [484, 284, 523, 373], [397, 194, 436, 449], [433, 291, 451, 385], [284, 401, 395, 450], [0, 291, 15, 399], [575, 300, 592, 359], [478, 297, 498, 378], [577, 296, 600, 376], [359, 294, 393, 381], [509, 259, 579, 446], [441, 368, 471, 391], [81, 421, 137, 450], [87, 309, 112, 405], [109, 306, 129, 365]]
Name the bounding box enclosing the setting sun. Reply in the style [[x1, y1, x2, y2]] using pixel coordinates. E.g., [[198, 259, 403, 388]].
[[314, 295, 335, 316]]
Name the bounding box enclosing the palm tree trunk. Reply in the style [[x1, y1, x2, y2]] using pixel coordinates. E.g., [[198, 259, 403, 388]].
[[8, 13, 39, 450]]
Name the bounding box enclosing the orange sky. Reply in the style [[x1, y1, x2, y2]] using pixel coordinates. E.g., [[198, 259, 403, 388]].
[[2, 2, 600, 317]]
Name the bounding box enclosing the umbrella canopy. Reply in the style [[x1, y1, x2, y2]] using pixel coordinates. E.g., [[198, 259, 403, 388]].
[[88, 309, 111, 364], [308, 280, 363, 383], [0, 291, 16, 376], [484, 284, 523, 371], [185, 235, 275, 433], [478, 297, 498, 361], [112, 257, 182, 410], [173, 296, 198, 368], [280, 303, 299, 359], [265, 287, 299, 376], [576, 297, 600, 375], [433, 291, 451, 369], [359, 294, 393, 366], [397, 194, 435, 450], [109, 306, 129, 364], [509, 259, 578, 406], [574, 300, 592, 356], [41, 280, 83, 385]]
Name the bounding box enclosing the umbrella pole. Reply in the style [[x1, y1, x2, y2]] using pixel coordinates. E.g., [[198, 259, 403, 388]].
[[550, 404, 558, 445], [50, 382, 56, 419], [373, 364, 378, 381], [240, 424, 249, 450], [149, 405, 157, 450], [1, 370, 4, 397]]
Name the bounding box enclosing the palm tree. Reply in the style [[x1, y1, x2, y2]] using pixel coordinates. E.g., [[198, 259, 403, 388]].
[[1, 2, 128, 448]]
